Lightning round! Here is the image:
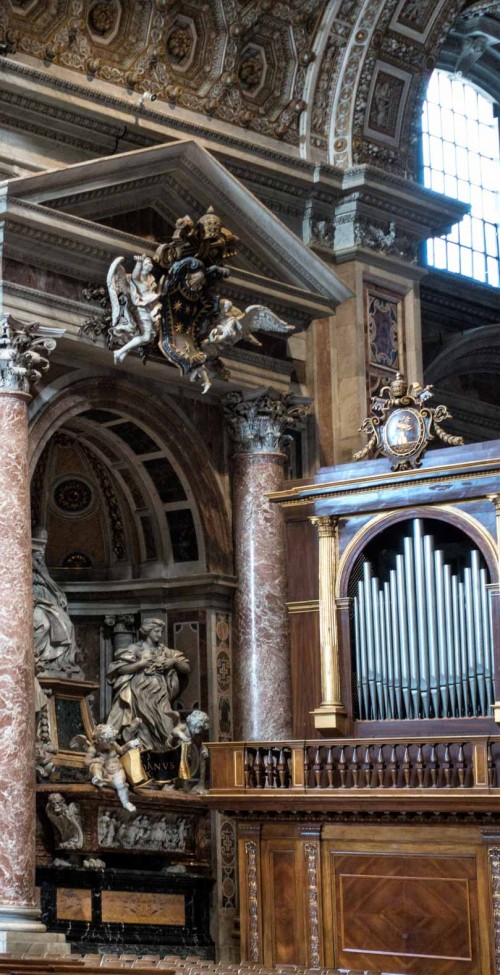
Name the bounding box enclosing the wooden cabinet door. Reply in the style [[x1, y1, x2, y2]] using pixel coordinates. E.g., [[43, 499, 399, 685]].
[[260, 834, 322, 968], [322, 826, 493, 975]]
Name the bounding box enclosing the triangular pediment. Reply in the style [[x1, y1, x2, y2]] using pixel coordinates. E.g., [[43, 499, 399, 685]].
[[4, 140, 352, 307]]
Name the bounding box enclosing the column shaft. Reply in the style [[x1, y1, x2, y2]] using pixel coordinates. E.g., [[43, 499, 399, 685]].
[[233, 451, 291, 740], [0, 393, 40, 927]]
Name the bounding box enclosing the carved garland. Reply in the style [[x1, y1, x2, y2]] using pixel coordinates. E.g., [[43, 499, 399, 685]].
[[489, 846, 500, 975], [245, 839, 260, 963], [304, 842, 321, 967]]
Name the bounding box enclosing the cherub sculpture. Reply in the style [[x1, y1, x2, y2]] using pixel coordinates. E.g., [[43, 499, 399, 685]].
[[191, 299, 295, 393], [71, 723, 141, 813], [107, 254, 161, 364]]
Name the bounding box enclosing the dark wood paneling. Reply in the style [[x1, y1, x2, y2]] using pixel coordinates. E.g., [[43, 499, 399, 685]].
[[261, 837, 308, 967], [286, 520, 318, 602], [322, 830, 492, 975], [266, 850, 299, 965], [290, 611, 321, 738]]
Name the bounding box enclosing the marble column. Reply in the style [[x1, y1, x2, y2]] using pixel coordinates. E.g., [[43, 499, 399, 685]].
[[224, 389, 308, 741], [0, 316, 61, 941]]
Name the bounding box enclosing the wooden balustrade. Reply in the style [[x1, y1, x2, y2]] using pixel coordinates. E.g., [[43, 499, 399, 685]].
[[208, 736, 500, 800]]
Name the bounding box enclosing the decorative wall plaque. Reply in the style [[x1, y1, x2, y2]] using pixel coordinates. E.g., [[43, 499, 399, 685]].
[[353, 373, 463, 471]]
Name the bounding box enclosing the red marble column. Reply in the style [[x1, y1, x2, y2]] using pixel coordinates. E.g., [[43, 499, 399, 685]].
[[0, 317, 58, 934], [225, 389, 308, 741]]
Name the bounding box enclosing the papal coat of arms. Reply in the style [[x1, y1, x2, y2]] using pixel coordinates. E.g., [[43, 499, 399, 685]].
[[104, 207, 294, 392], [354, 373, 463, 471]]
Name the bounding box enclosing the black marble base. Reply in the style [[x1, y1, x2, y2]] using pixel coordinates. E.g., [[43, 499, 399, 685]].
[[36, 864, 214, 958]]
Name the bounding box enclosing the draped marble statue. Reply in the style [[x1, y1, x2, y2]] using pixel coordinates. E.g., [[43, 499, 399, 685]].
[[106, 618, 191, 752], [32, 528, 84, 680]]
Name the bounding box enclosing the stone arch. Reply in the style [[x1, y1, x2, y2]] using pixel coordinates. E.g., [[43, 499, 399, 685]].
[[425, 324, 500, 385], [29, 372, 233, 577]]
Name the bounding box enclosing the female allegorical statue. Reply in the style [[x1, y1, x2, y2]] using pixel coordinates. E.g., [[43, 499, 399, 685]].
[[106, 618, 190, 752]]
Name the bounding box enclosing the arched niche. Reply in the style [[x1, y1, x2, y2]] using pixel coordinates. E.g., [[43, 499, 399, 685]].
[[28, 373, 232, 579]]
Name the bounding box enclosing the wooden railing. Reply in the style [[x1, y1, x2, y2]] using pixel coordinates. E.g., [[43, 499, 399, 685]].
[[208, 736, 500, 796]]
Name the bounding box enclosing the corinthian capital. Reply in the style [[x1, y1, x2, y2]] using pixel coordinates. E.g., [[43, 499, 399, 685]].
[[223, 387, 310, 454], [0, 316, 64, 395]]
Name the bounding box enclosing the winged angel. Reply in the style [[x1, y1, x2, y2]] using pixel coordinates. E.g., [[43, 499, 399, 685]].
[[107, 254, 162, 364], [105, 208, 295, 392]]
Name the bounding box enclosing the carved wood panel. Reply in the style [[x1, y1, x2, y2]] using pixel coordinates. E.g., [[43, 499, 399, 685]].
[[323, 841, 490, 974], [260, 835, 318, 967]]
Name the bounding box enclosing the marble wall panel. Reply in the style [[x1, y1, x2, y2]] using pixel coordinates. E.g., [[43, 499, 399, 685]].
[[100, 891, 185, 926], [56, 887, 92, 923]]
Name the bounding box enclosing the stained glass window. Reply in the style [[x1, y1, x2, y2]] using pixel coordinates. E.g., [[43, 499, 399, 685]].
[[422, 69, 499, 287]]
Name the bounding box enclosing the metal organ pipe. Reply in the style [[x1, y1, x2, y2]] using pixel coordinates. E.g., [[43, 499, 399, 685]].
[[423, 534, 440, 718], [353, 519, 494, 720]]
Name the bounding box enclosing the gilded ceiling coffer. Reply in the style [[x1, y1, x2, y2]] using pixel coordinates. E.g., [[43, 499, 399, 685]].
[[309, 515, 347, 735]]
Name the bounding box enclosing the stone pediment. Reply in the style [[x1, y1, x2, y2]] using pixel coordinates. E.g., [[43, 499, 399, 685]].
[[3, 139, 352, 309]]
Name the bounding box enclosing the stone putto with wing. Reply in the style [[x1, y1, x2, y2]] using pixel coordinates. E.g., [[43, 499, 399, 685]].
[[105, 208, 294, 392]]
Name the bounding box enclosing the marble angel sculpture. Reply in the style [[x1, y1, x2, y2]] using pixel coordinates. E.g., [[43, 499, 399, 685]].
[[71, 723, 141, 813], [192, 299, 295, 393], [107, 254, 162, 364]]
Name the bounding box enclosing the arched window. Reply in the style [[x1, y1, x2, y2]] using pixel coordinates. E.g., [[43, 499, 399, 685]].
[[421, 69, 499, 287]]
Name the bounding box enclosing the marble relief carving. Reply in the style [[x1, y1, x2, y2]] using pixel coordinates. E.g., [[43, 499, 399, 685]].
[[98, 809, 192, 853], [46, 793, 83, 850]]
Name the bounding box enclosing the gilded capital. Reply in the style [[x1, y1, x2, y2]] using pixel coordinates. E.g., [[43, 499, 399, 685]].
[[224, 387, 310, 454], [0, 315, 63, 396], [310, 515, 338, 538], [487, 494, 500, 514]]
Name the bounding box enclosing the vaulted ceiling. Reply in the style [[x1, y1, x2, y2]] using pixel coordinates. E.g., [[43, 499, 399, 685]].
[[2, 0, 496, 175]]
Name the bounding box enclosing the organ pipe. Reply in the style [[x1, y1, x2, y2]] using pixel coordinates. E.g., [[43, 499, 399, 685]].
[[353, 519, 494, 720]]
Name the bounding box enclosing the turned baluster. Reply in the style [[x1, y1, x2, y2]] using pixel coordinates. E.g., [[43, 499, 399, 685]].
[[429, 744, 438, 788], [338, 746, 347, 789], [244, 749, 254, 788], [363, 745, 373, 788], [488, 742, 495, 787], [457, 744, 466, 788], [304, 749, 312, 788], [415, 745, 424, 788], [402, 745, 411, 788], [388, 745, 397, 788], [351, 745, 360, 788], [313, 747, 322, 788], [325, 747, 334, 788], [277, 749, 287, 789], [375, 746, 385, 788], [265, 752, 276, 789], [254, 748, 264, 788], [442, 743, 451, 788]]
